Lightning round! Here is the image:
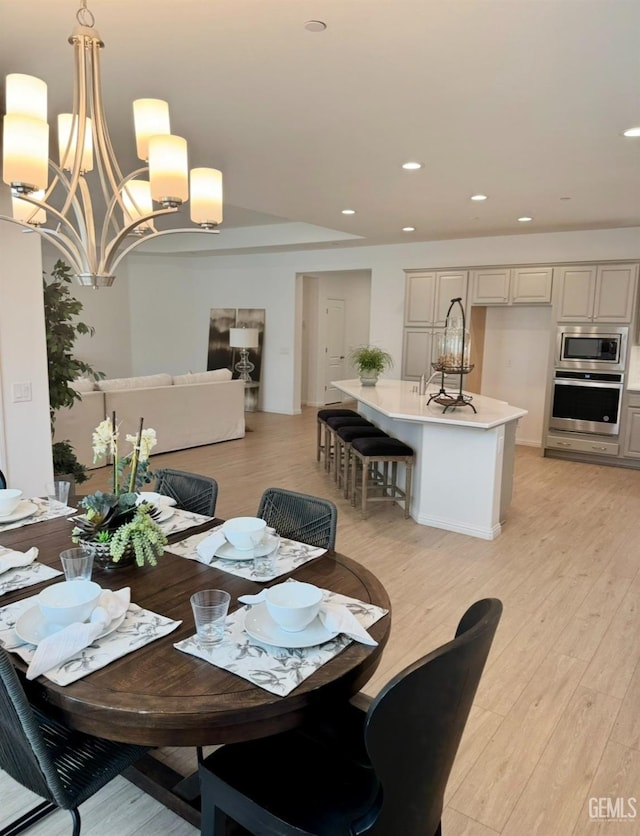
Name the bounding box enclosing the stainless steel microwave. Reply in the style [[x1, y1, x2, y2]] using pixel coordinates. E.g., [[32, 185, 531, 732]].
[[556, 326, 628, 371]]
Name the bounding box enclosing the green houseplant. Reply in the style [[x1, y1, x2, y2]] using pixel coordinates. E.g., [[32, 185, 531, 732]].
[[350, 345, 393, 386], [44, 259, 103, 484]]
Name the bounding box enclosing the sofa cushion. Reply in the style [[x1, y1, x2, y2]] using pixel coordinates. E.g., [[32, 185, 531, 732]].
[[72, 377, 95, 393], [173, 369, 232, 385], [97, 373, 173, 391]]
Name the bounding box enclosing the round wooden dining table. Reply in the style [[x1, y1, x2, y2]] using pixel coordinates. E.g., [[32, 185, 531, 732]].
[[0, 510, 391, 749]]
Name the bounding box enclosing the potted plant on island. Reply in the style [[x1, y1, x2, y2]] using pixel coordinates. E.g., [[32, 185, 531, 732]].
[[350, 345, 393, 386], [71, 416, 167, 568]]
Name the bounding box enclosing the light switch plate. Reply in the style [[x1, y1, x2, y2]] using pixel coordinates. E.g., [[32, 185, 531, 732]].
[[12, 382, 32, 403]]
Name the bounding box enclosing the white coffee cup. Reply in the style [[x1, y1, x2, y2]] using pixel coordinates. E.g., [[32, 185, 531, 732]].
[[222, 517, 267, 550]]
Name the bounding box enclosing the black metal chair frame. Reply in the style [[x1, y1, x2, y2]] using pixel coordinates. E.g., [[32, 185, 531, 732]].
[[0, 647, 149, 836], [257, 487, 338, 552], [154, 468, 219, 516]]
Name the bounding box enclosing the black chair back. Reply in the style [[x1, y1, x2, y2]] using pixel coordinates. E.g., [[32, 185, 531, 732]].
[[0, 469, 6, 489], [155, 468, 218, 516], [257, 487, 337, 551], [363, 598, 502, 836]]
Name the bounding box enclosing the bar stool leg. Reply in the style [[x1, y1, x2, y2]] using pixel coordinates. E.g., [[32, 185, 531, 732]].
[[361, 454, 369, 519], [316, 419, 323, 462], [404, 459, 413, 518]]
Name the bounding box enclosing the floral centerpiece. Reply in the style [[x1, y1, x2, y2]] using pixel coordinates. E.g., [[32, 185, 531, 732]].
[[71, 414, 167, 567]]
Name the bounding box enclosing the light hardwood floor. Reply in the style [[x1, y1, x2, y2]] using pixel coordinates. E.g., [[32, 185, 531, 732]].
[[3, 406, 640, 835]]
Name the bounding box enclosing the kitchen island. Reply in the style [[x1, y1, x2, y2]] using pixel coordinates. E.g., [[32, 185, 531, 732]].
[[332, 379, 527, 540]]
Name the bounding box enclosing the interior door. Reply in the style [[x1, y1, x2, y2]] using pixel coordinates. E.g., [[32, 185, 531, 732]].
[[324, 298, 346, 404]]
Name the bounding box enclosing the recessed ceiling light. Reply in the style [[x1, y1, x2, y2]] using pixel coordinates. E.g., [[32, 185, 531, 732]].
[[401, 162, 422, 170], [470, 194, 488, 201], [623, 126, 640, 137], [304, 20, 327, 32], [402, 226, 416, 232], [517, 216, 533, 222], [341, 209, 356, 215]]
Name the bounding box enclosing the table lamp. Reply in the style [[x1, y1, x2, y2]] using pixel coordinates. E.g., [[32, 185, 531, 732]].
[[229, 328, 260, 382]]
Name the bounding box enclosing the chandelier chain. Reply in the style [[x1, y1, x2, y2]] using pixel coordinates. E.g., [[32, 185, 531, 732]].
[[76, 2, 95, 28]]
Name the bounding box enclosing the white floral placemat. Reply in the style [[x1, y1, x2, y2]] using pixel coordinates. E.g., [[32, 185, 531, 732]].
[[0, 559, 62, 596], [0, 592, 181, 686], [158, 507, 213, 536], [164, 526, 326, 581], [0, 497, 76, 532], [174, 589, 388, 696]]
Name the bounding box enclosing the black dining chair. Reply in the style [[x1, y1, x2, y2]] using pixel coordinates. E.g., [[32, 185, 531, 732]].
[[257, 487, 337, 552], [154, 468, 218, 516], [0, 647, 149, 836], [199, 598, 502, 836]]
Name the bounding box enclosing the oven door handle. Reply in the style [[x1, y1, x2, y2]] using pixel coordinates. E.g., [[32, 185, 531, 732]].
[[553, 379, 624, 391]]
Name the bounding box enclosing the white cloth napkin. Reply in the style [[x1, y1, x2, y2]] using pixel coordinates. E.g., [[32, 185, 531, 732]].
[[238, 590, 377, 646], [0, 547, 38, 575], [26, 587, 130, 680], [136, 492, 177, 507], [196, 530, 227, 562]]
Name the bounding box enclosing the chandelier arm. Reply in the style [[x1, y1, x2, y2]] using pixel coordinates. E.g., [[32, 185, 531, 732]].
[[108, 226, 218, 276], [77, 176, 98, 273], [0, 213, 84, 275], [46, 160, 91, 254], [56, 31, 90, 220], [15, 181, 88, 264], [99, 166, 152, 259], [102, 207, 180, 275]]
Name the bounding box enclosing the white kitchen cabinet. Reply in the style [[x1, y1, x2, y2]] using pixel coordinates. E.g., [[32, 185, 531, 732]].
[[546, 433, 619, 457], [471, 267, 553, 305], [402, 328, 444, 380], [622, 406, 640, 459], [555, 264, 637, 323], [404, 271, 468, 327]]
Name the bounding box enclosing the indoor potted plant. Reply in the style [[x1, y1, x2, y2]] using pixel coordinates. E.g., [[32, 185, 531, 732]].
[[71, 416, 167, 568], [350, 345, 393, 386]]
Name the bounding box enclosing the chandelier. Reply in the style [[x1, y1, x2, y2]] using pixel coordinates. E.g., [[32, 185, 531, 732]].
[[1, 2, 223, 288]]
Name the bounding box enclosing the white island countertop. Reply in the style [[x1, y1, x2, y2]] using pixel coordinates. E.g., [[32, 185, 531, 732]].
[[331, 379, 527, 429]]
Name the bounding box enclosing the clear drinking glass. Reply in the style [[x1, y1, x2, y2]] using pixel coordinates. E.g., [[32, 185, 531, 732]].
[[46, 479, 70, 512], [60, 546, 94, 581], [190, 589, 231, 648], [253, 534, 281, 580]]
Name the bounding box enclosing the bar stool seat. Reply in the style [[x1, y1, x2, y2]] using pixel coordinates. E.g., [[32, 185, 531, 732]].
[[350, 436, 414, 519], [335, 426, 389, 496], [316, 409, 361, 464], [323, 416, 374, 474]]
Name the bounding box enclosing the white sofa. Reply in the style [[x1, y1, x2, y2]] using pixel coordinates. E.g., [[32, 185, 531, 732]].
[[54, 370, 245, 469]]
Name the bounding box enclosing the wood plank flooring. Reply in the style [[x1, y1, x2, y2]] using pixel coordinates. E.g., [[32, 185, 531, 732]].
[[2, 405, 640, 835]]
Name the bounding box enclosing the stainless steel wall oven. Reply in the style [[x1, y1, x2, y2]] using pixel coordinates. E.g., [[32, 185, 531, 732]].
[[550, 370, 624, 436]]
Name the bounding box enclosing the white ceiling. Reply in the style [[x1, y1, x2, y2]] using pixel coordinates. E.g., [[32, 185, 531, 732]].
[[1, 0, 640, 255]]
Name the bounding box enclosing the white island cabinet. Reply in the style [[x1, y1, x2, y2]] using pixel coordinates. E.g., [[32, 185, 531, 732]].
[[332, 379, 527, 541]]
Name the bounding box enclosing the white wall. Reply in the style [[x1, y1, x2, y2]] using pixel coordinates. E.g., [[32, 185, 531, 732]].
[[0, 188, 52, 495], [481, 306, 555, 445]]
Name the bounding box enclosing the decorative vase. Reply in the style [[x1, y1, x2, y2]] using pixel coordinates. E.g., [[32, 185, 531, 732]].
[[87, 541, 136, 570], [359, 371, 379, 386]]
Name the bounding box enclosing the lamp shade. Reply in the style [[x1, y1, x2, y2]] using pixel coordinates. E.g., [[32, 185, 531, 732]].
[[133, 99, 170, 161], [190, 167, 223, 226], [122, 179, 155, 231], [6, 74, 47, 119], [2, 114, 49, 190], [12, 190, 46, 225], [58, 114, 94, 172], [229, 328, 259, 349], [149, 134, 188, 205]]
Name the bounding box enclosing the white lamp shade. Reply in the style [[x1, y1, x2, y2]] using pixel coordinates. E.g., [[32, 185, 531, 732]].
[[2, 114, 49, 190], [133, 99, 171, 161], [58, 114, 94, 172], [12, 190, 46, 225], [229, 328, 260, 349], [190, 167, 223, 226], [6, 74, 47, 119], [149, 134, 188, 204], [122, 179, 155, 230]]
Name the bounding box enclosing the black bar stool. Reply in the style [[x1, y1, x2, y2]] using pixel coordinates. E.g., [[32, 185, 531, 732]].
[[350, 436, 415, 519], [316, 409, 361, 465], [335, 425, 389, 497], [324, 416, 375, 475]]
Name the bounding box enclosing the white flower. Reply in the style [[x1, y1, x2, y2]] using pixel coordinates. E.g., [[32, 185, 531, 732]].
[[126, 428, 157, 462], [92, 418, 118, 463]]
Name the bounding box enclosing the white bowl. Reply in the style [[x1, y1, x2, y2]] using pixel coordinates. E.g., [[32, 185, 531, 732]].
[[265, 581, 323, 632], [37, 580, 102, 628], [222, 516, 267, 550], [0, 488, 22, 516]]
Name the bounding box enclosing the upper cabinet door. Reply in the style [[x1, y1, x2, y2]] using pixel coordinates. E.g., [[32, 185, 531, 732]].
[[434, 272, 468, 326], [593, 265, 638, 323], [470, 269, 510, 304], [404, 272, 436, 325], [510, 267, 553, 304], [555, 266, 597, 322]]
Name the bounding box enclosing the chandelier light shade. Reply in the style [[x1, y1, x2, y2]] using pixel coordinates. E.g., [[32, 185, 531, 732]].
[[0, 2, 224, 288]]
